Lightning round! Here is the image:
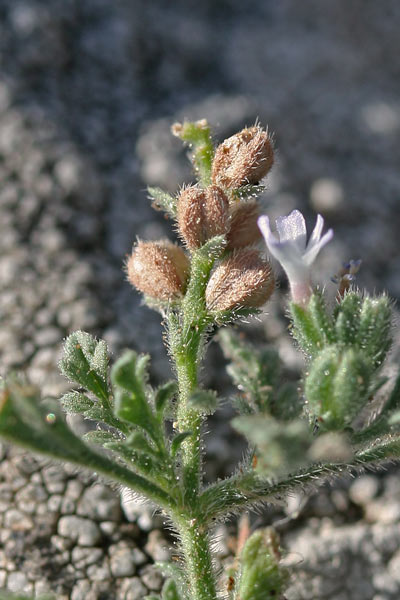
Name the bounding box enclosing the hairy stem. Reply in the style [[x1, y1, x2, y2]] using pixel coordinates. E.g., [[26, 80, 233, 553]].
[[166, 242, 223, 599], [199, 441, 400, 520], [173, 513, 217, 600], [175, 338, 203, 502]]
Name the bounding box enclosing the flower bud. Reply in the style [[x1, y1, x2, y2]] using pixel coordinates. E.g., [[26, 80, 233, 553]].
[[126, 241, 189, 301], [205, 249, 274, 313], [177, 185, 229, 249], [212, 126, 274, 189], [305, 346, 371, 430], [226, 201, 261, 249]]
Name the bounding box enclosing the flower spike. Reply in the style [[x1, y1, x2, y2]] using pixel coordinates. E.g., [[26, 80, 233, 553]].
[[258, 210, 333, 305]]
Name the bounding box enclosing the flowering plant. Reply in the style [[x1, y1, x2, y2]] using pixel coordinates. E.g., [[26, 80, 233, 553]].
[[1, 120, 400, 600]]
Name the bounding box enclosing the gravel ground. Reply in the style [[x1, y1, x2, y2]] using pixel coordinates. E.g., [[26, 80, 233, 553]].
[[1, 1, 400, 598]]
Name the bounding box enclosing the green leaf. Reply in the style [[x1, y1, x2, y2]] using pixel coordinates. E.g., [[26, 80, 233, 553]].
[[112, 350, 150, 393], [127, 431, 158, 456], [170, 431, 192, 458], [290, 302, 325, 358], [389, 411, 400, 425], [162, 579, 182, 600], [232, 414, 312, 477], [235, 529, 288, 600], [59, 331, 109, 404], [219, 329, 287, 415], [83, 430, 118, 445], [357, 295, 392, 369], [83, 404, 109, 421], [0, 379, 106, 464], [230, 393, 253, 415], [383, 371, 400, 414], [188, 389, 217, 414], [155, 562, 186, 597], [305, 346, 370, 430], [105, 441, 155, 475], [334, 291, 362, 345], [60, 391, 93, 415], [148, 186, 177, 217], [155, 381, 178, 417], [308, 291, 336, 345], [112, 351, 159, 441], [233, 184, 265, 200], [0, 378, 174, 509], [114, 389, 158, 441], [273, 382, 302, 421], [356, 434, 400, 462]]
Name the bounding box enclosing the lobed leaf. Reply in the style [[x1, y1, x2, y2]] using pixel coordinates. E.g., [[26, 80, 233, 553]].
[[59, 331, 109, 404]]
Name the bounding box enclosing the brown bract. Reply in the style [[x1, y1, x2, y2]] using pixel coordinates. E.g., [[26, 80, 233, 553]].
[[126, 241, 189, 300], [212, 126, 274, 189], [227, 201, 262, 249], [205, 248, 275, 312], [177, 185, 229, 249]]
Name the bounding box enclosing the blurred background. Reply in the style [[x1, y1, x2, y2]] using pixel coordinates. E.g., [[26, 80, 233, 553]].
[[1, 0, 399, 391], [0, 1, 400, 597]]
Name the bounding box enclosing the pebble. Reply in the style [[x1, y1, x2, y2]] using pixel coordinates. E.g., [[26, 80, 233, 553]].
[[60, 495, 77, 514], [140, 565, 163, 591], [71, 579, 91, 600], [86, 559, 111, 581], [109, 542, 137, 578], [71, 546, 104, 569], [77, 484, 122, 522], [34, 326, 61, 347], [130, 547, 148, 567], [349, 475, 380, 506], [100, 521, 118, 537], [365, 500, 400, 525], [144, 530, 170, 562], [15, 482, 48, 511], [119, 577, 148, 600], [7, 572, 32, 594], [65, 479, 84, 501], [51, 535, 74, 552], [4, 508, 33, 531], [42, 464, 68, 495], [0, 570, 6, 587], [47, 494, 63, 512], [57, 515, 102, 546]]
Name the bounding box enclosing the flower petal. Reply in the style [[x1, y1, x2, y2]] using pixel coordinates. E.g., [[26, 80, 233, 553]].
[[307, 214, 324, 248], [303, 228, 333, 266], [276, 209, 307, 251], [257, 215, 275, 244]]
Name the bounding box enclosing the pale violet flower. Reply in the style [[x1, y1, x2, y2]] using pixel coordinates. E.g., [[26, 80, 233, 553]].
[[257, 210, 333, 305]]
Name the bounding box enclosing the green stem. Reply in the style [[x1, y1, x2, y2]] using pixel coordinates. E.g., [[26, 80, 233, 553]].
[[175, 336, 203, 503], [165, 241, 224, 599], [170, 242, 222, 502], [173, 513, 217, 600]]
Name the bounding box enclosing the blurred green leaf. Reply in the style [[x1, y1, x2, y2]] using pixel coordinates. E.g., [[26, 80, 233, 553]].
[[232, 414, 312, 477], [188, 389, 218, 415]]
